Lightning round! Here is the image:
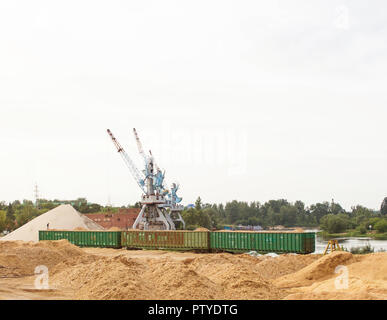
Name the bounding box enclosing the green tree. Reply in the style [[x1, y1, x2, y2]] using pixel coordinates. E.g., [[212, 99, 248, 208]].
[[195, 197, 202, 210], [280, 205, 297, 227], [247, 216, 260, 226], [225, 200, 241, 224], [5, 203, 16, 230], [15, 205, 38, 227], [351, 205, 374, 225], [0, 201, 6, 210], [6, 203, 15, 221], [381, 198, 387, 215], [133, 202, 142, 208], [0, 210, 7, 232], [310, 202, 330, 224], [181, 207, 212, 230], [320, 214, 349, 233], [374, 219, 387, 233], [203, 207, 220, 229], [218, 203, 225, 220], [355, 225, 367, 235], [266, 208, 278, 228], [330, 201, 345, 215], [368, 217, 382, 230]]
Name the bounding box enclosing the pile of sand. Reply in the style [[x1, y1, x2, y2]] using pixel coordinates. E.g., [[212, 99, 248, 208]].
[[51, 255, 221, 300], [50, 252, 323, 300], [282, 252, 387, 300], [274, 251, 354, 288], [0, 240, 86, 277], [253, 254, 321, 280], [51, 252, 286, 300], [51, 250, 372, 300], [143, 257, 222, 299], [194, 227, 209, 231], [51, 256, 149, 299], [0, 205, 103, 242], [108, 227, 122, 231], [186, 254, 282, 299]]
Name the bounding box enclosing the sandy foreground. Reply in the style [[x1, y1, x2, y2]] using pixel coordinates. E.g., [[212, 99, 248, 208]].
[[0, 240, 386, 300]]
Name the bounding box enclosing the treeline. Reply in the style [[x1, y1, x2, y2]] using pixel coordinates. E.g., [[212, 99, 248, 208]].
[[0, 200, 42, 232], [181, 197, 387, 234]]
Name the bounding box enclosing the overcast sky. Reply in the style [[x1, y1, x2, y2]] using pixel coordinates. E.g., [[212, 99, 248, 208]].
[[1, 1, 386, 210]]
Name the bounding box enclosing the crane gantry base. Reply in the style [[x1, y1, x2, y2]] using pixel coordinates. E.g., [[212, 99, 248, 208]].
[[132, 204, 172, 230]]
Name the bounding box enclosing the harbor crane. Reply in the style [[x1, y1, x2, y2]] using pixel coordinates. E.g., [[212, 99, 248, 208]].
[[107, 128, 185, 230]]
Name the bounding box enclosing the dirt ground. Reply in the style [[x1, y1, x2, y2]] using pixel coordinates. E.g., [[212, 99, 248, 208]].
[[0, 240, 386, 300]]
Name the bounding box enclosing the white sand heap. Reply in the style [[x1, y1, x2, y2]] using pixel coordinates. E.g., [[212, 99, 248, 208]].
[[0, 204, 104, 242]]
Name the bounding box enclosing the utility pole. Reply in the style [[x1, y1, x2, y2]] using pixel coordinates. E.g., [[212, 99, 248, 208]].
[[106, 194, 112, 212], [34, 183, 40, 209]]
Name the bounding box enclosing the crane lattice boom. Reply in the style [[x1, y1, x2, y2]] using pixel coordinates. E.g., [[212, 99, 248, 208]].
[[133, 128, 147, 161], [107, 129, 146, 194]]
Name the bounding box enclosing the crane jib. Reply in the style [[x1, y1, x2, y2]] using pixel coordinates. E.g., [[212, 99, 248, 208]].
[[107, 129, 146, 194]]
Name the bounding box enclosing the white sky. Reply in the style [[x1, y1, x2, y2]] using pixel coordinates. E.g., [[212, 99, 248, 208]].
[[0, 0, 386, 210]]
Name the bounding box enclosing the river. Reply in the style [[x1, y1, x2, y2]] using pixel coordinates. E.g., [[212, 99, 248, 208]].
[[306, 229, 387, 254]]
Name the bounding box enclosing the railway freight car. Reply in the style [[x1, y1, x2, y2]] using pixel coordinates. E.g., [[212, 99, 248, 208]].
[[39, 230, 122, 248], [210, 231, 315, 254], [121, 230, 210, 251]]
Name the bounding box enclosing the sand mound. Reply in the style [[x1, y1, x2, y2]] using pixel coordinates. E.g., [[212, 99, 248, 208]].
[[253, 254, 321, 280], [283, 252, 387, 300], [51, 252, 286, 300], [187, 253, 282, 299], [1, 205, 103, 242], [51, 255, 221, 300], [51, 255, 151, 299], [194, 227, 209, 231], [274, 251, 354, 288], [49, 251, 325, 300], [143, 257, 221, 299], [0, 240, 86, 277], [108, 227, 122, 231]]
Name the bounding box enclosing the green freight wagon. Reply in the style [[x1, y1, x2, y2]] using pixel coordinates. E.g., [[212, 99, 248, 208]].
[[39, 230, 122, 248], [210, 231, 315, 254], [38, 230, 315, 254], [121, 230, 210, 251]]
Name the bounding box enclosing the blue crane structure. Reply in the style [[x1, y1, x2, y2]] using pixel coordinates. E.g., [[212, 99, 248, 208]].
[[107, 128, 185, 230]]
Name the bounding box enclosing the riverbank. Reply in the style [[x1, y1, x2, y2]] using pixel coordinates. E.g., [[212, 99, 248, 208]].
[[318, 231, 387, 240]]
